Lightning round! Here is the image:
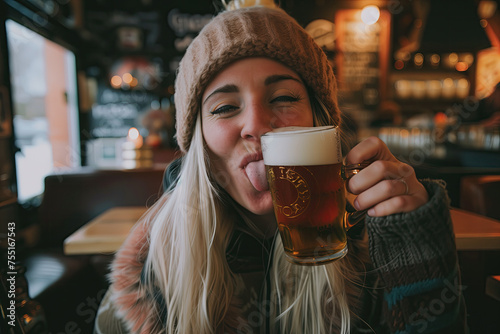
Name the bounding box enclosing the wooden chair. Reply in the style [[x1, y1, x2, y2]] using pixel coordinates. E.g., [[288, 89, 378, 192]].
[[24, 167, 165, 332]]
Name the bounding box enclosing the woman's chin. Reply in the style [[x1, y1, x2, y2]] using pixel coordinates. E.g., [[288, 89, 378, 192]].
[[252, 205, 275, 216], [245, 192, 275, 216]]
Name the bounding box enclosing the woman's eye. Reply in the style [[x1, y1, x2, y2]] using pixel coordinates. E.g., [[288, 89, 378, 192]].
[[210, 104, 239, 115], [271, 95, 300, 103]]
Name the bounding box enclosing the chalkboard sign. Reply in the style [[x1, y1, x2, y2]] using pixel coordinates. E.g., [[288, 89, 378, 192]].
[[335, 9, 390, 108], [90, 86, 156, 138], [165, 7, 214, 72]]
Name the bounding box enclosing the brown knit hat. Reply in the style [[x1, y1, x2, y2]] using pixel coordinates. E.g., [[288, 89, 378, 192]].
[[174, 5, 340, 153]]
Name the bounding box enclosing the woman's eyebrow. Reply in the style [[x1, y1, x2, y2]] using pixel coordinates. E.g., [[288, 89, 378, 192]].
[[203, 84, 238, 106], [264, 74, 303, 86]]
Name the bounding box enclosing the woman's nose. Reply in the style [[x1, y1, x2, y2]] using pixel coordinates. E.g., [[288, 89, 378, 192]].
[[240, 103, 275, 141]]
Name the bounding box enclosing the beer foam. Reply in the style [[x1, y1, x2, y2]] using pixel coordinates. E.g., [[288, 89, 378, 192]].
[[261, 126, 342, 166]]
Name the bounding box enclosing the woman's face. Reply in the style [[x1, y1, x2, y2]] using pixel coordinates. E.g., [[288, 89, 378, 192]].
[[201, 57, 314, 215]]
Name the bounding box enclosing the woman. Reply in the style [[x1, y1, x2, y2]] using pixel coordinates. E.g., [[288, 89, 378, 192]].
[[95, 1, 466, 333]]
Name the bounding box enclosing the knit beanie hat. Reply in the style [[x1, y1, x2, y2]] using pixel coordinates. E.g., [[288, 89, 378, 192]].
[[174, 5, 340, 153]]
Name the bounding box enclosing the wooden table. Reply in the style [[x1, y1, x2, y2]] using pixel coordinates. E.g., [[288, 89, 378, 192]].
[[63, 206, 147, 255], [63, 206, 500, 255], [451, 207, 500, 250]]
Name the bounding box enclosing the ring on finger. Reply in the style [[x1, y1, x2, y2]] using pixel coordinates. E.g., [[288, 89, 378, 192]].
[[398, 178, 409, 195]]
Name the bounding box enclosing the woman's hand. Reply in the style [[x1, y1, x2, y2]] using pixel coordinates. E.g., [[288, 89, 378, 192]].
[[345, 136, 429, 217]]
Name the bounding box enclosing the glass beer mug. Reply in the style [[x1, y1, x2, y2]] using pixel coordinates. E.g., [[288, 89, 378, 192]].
[[262, 126, 367, 265]]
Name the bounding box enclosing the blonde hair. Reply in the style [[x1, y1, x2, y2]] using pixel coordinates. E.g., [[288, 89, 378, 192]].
[[270, 238, 351, 333], [143, 114, 235, 333]]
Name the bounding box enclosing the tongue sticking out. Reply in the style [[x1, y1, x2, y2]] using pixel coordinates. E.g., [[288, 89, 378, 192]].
[[245, 160, 269, 192]]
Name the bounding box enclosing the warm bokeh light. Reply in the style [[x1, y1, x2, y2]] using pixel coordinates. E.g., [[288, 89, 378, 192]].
[[361, 5, 380, 25], [462, 53, 474, 65], [455, 62, 469, 71], [130, 77, 138, 87], [414, 53, 424, 67], [128, 127, 140, 140], [457, 78, 470, 89], [434, 112, 448, 124], [456, 78, 470, 98], [122, 72, 133, 84], [111, 75, 122, 88], [443, 78, 454, 88], [394, 59, 404, 70], [447, 53, 459, 67], [430, 54, 440, 67], [122, 127, 144, 150], [126, 127, 143, 148], [394, 51, 411, 62], [478, 0, 497, 19], [442, 78, 456, 98]]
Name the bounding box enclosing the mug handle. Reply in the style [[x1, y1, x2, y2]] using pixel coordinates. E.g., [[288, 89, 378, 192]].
[[341, 162, 371, 230]]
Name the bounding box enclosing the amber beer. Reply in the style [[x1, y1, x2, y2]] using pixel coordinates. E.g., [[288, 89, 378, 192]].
[[262, 126, 347, 265]]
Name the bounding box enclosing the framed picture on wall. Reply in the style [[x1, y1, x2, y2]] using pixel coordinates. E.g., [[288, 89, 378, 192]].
[[0, 85, 12, 138]]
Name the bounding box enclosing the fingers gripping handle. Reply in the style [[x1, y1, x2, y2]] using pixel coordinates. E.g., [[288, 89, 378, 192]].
[[341, 162, 370, 230], [341, 162, 371, 180]]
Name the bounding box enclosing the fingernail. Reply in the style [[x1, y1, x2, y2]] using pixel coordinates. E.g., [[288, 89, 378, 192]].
[[354, 198, 360, 210], [367, 208, 375, 216]]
